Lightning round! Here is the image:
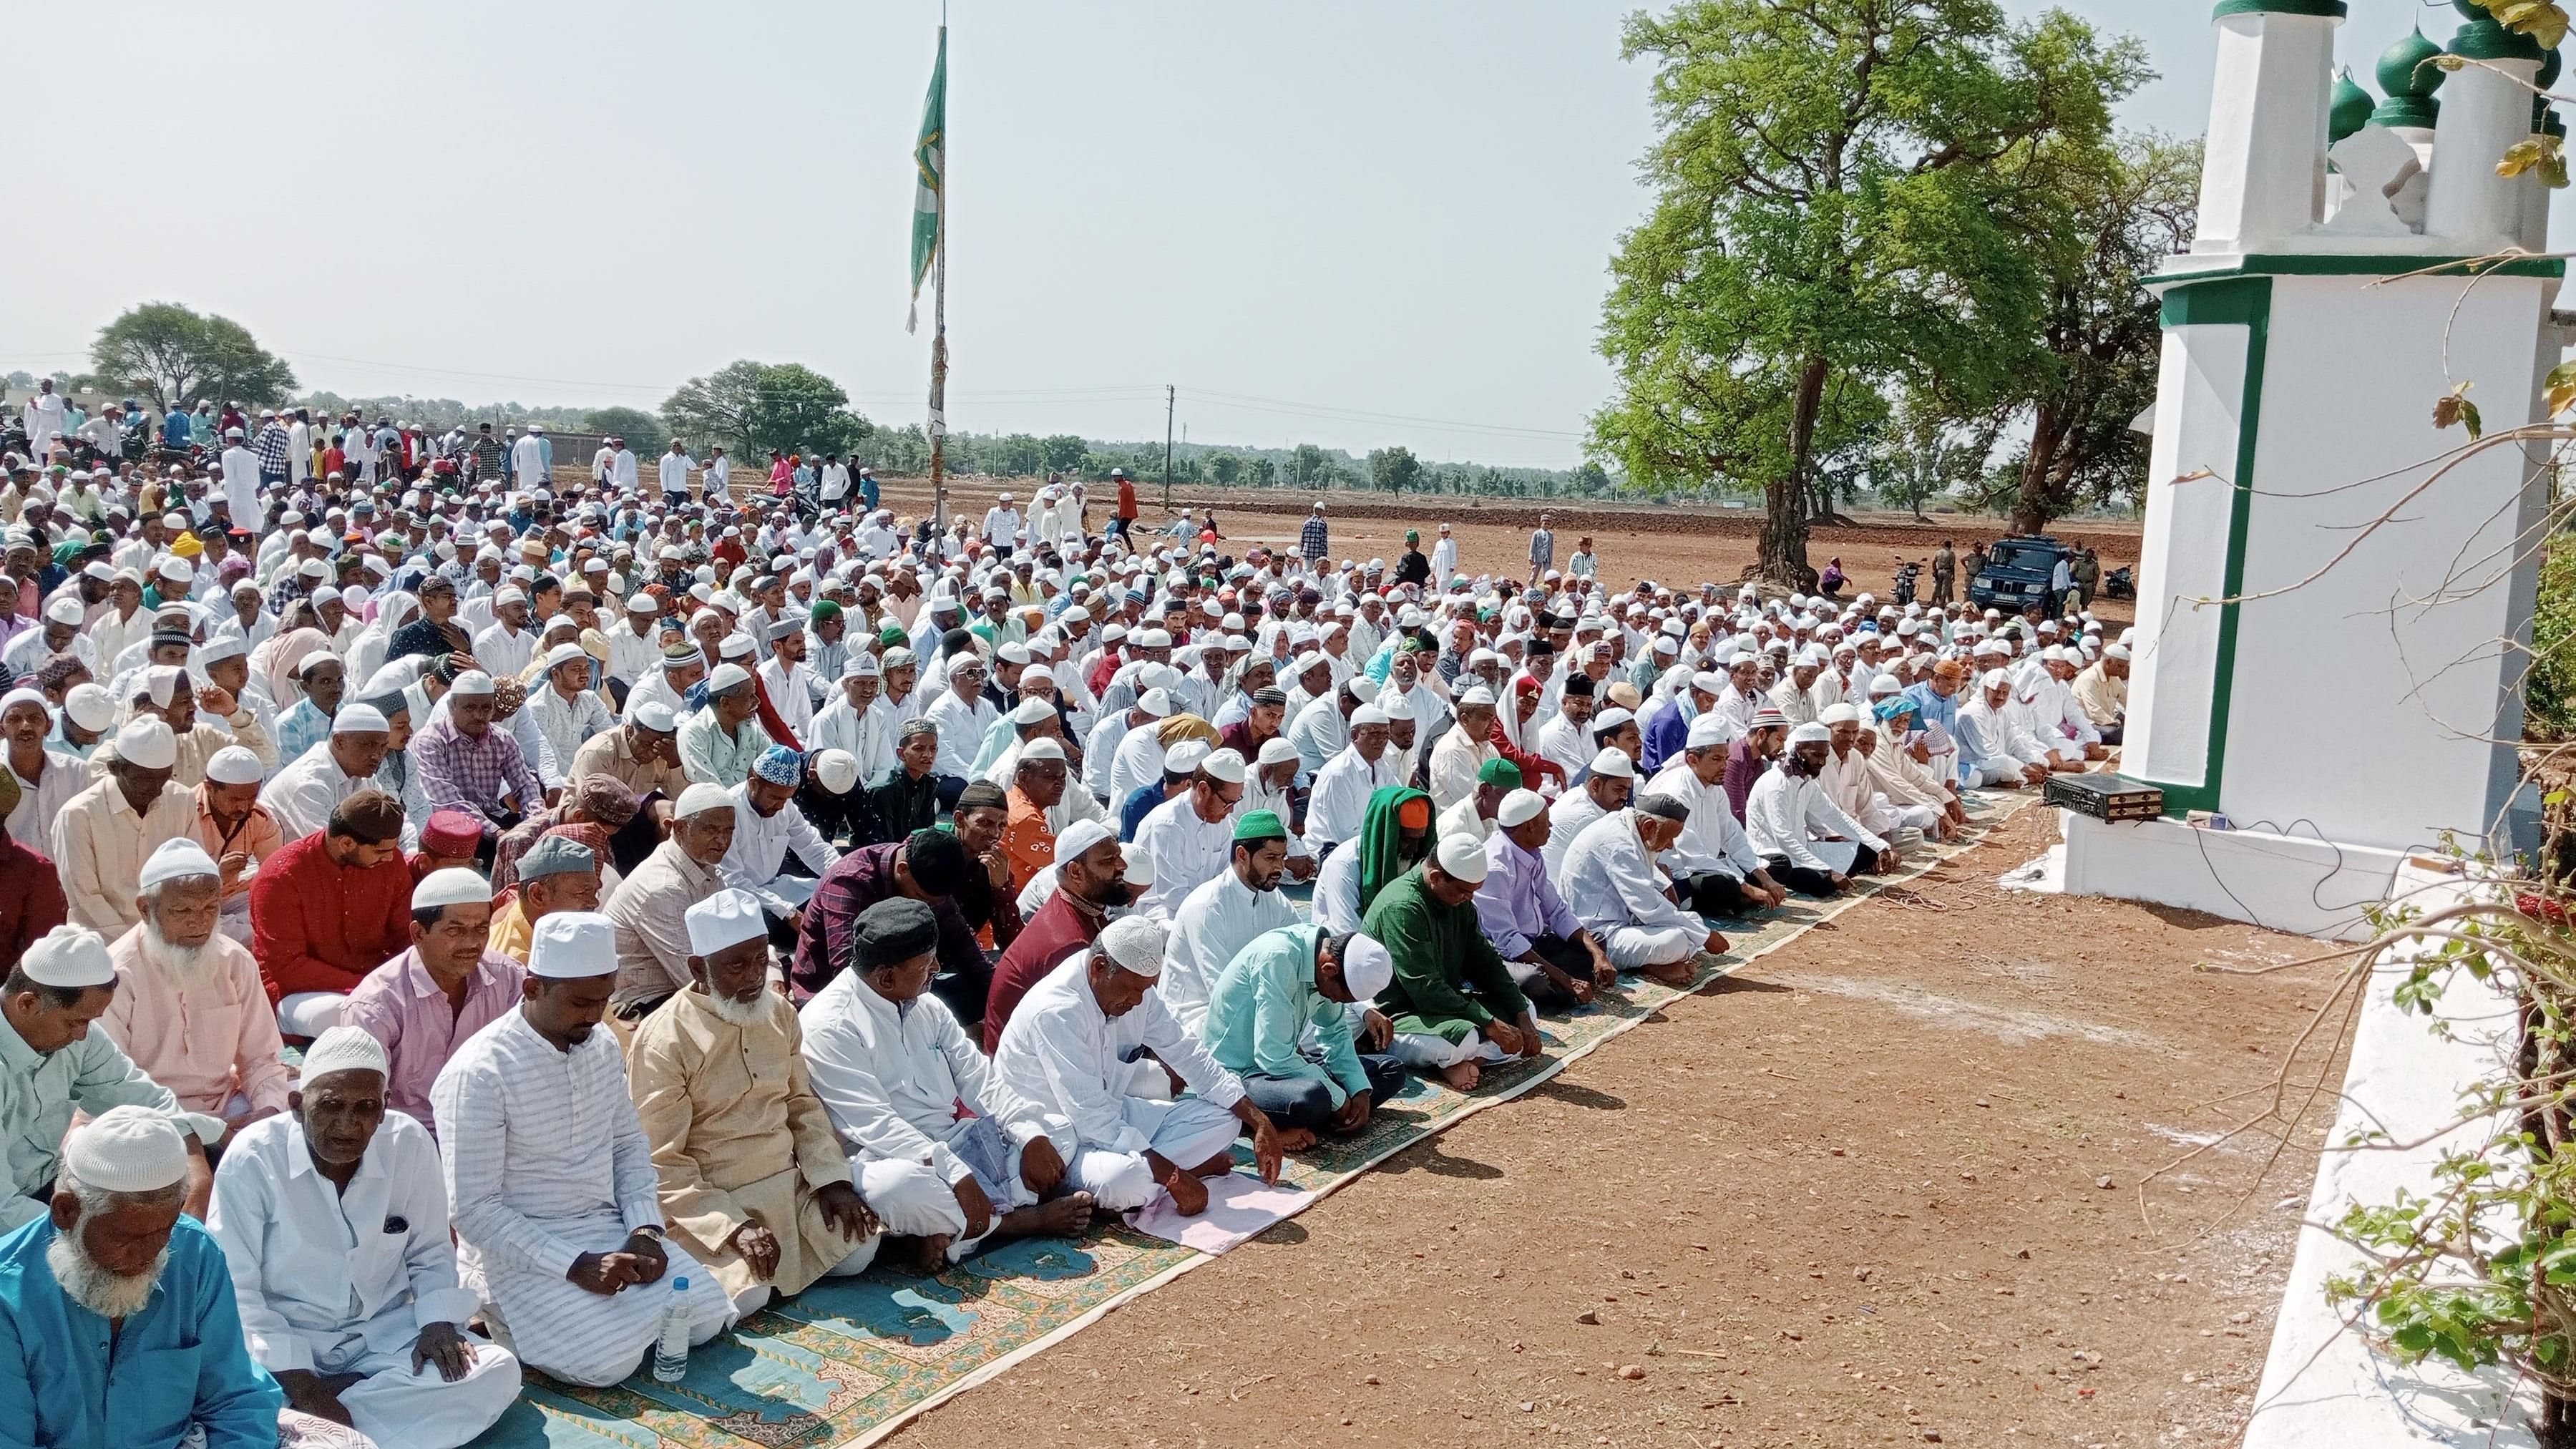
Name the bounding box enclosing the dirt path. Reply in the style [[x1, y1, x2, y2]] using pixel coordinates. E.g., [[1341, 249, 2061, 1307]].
[[887, 808, 2348, 1448]]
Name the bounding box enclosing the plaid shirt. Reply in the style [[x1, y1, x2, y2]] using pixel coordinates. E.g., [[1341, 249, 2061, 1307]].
[[412, 716, 547, 837], [1299, 515, 1329, 560], [254, 421, 292, 476]]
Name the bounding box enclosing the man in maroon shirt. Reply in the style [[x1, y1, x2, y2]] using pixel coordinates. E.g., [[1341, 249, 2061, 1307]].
[[0, 774, 69, 961], [980, 821, 1132, 1053], [248, 790, 414, 1037], [1722, 709, 1789, 823], [789, 829, 982, 1017]]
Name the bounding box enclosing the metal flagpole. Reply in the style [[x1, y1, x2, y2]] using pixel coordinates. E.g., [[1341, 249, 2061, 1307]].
[[927, 9, 950, 532]]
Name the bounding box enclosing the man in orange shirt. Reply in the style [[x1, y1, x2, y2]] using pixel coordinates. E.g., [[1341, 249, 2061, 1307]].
[[1111, 467, 1138, 543], [1000, 738, 1068, 891]]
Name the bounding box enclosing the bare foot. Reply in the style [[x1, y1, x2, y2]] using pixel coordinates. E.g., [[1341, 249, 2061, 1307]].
[[1641, 960, 1697, 988], [1272, 1126, 1318, 1153], [1439, 1061, 1482, 1092], [1000, 1192, 1095, 1237], [884, 1234, 950, 1274], [1162, 1169, 1210, 1216]]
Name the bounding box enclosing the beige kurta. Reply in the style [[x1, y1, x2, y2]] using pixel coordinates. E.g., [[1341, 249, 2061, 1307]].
[[627, 987, 869, 1302]]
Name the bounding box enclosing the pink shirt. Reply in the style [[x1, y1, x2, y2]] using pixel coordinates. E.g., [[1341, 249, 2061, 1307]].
[[99, 925, 293, 1118], [341, 946, 527, 1139]]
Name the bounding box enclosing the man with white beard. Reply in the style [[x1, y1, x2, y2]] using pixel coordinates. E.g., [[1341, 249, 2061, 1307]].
[[99, 840, 293, 1144], [0, 1106, 286, 1446], [210, 1027, 524, 1449]]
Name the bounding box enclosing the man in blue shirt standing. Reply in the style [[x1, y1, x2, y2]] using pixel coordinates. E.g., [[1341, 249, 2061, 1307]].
[[0, 1106, 283, 1448]]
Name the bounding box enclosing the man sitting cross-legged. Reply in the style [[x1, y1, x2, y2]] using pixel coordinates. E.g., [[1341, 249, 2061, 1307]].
[[991, 916, 1287, 1216], [1470, 790, 1616, 1013], [1559, 795, 1732, 988], [430, 911, 735, 1387], [100, 839, 294, 1150], [209, 1027, 523, 1448], [1199, 925, 1407, 1141], [1363, 834, 1543, 1092], [627, 889, 883, 1317], [801, 897, 1096, 1273]]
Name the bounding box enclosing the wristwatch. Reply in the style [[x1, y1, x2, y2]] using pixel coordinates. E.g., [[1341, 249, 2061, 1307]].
[[631, 1224, 665, 1242]]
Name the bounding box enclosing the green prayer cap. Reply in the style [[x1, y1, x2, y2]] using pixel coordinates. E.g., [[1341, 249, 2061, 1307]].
[[1475, 758, 1524, 789], [878, 621, 909, 644], [811, 600, 843, 623], [1231, 809, 1288, 843]]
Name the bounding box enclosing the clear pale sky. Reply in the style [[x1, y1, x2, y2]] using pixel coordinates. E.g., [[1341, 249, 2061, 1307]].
[[7, 1, 2534, 469]]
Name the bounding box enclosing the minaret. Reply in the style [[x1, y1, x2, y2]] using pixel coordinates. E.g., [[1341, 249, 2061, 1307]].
[[2423, 6, 2547, 245], [2192, 0, 2346, 255], [2373, 26, 2446, 228], [2521, 48, 2563, 251]]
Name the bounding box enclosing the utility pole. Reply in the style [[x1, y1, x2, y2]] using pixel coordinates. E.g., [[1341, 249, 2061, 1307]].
[[1162, 384, 1175, 515]]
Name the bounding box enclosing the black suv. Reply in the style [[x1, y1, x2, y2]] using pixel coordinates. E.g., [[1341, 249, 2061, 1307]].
[[1968, 535, 2070, 612]]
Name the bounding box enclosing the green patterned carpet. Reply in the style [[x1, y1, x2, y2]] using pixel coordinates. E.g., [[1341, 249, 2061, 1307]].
[[473, 793, 2034, 1447]]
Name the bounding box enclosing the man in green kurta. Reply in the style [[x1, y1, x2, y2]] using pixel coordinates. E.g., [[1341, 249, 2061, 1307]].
[[1360, 834, 1542, 1091]]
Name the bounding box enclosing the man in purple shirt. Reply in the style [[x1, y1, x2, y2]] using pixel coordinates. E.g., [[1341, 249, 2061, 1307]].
[[412, 670, 545, 845], [339, 866, 525, 1138], [787, 829, 985, 1020], [1722, 708, 1788, 822], [1472, 789, 1614, 1014]]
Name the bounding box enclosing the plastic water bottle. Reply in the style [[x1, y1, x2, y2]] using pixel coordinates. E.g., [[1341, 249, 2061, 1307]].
[[651, 1277, 693, 1382]]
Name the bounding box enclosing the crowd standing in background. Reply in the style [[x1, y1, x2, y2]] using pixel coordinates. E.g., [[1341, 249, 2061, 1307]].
[[0, 398, 2130, 1447]]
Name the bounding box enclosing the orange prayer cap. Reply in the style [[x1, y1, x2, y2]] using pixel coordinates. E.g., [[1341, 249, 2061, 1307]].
[[1396, 797, 1433, 831]]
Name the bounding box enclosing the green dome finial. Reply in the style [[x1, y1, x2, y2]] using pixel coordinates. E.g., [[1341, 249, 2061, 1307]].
[[2374, 28, 2446, 127], [2454, 13, 2548, 63], [2331, 67, 2377, 143]]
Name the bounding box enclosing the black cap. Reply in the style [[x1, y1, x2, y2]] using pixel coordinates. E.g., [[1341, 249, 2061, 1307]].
[[902, 829, 969, 897]]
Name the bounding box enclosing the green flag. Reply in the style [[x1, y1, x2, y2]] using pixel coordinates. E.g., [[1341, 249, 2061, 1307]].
[[907, 26, 947, 334]]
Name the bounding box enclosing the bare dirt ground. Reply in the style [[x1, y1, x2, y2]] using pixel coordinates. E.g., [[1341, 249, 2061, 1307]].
[[811, 475, 2143, 631], [889, 806, 2353, 1449]]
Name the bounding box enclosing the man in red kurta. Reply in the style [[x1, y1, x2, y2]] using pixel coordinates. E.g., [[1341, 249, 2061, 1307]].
[[0, 829, 70, 964], [247, 789, 414, 1036]]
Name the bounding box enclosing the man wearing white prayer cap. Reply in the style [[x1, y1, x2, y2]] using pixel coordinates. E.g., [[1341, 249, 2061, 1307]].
[[1472, 788, 1619, 1014], [678, 659, 774, 791], [1299, 698, 1410, 861], [602, 782, 738, 1020], [52, 716, 197, 937], [411, 665, 545, 849], [990, 913, 1289, 1218], [430, 909, 736, 1387], [99, 839, 294, 1133], [339, 867, 525, 1141], [6, 1106, 283, 1445], [190, 743, 283, 945], [1130, 743, 1247, 918], [0, 926, 218, 1231], [628, 889, 882, 1315], [1362, 826, 1543, 1092], [1743, 721, 1896, 897], [209, 1026, 524, 1448], [1543, 745, 1639, 884], [1200, 924, 1408, 1141], [1427, 682, 1501, 816]]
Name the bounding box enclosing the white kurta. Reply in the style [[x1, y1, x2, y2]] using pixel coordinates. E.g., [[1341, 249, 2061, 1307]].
[[988, 959, 1246, 1211], [1162, 869, 1299, 1036], [431, 1010, 733, 1388], [1644, 761, 1763, 881], [1558, 809, 1705, 967], [923, 691, 999, 779], [799, 970, 1069, 1252], [1743, 769, 1885, 873], [1131, 794, 1233, 919], [258, 744, 373, 841], [210, 1112, 522, 1449], [718, 782, 840, 915]]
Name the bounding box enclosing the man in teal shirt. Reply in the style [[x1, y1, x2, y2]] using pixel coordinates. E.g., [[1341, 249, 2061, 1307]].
[[1199, 924, 1406, 1139], [0, 1106, 283, 1448]]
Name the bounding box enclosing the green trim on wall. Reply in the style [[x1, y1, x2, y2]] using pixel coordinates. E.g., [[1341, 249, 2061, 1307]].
[[2153, 253, 2566, 288], [2212, 0, 2348, 16], [2148, 277, 2274, 816]]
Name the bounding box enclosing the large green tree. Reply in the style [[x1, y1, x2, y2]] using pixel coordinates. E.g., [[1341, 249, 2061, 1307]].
[[661, 360, 870, 459], [90, 302, 298, 413], [1369, 444, 1423, 494], [1593, 0, 2147, 588], [1986, 132, 2198, 534]]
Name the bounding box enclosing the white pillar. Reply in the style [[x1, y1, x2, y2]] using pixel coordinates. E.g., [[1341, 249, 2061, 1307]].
[[2424, 34, 2544, 247], [2192, 5, 2343, 256]]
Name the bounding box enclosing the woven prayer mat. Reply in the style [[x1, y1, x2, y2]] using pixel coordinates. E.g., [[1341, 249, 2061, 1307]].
[[473, 791, 2039, 1447]]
